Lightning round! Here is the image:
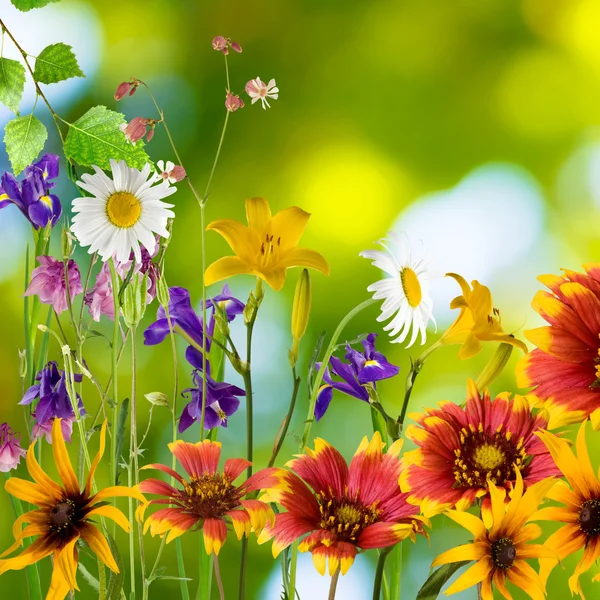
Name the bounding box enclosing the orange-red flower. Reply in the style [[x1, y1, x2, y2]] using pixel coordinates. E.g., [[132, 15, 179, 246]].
[[516, 264, 600, 429], [257, 433, 428, 576], [400, 380, 559, 523], [139, 439, 275, 555]]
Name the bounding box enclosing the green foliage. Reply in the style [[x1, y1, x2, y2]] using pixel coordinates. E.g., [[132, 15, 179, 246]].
[[64, 105, 150, 170], [4, 114, 48, 175], [33, 43, 84, 84], [0, 57, 26, 114], [416, 561, 471, 599], [106, 534, 124, 600], [10, 0, 60, 11]]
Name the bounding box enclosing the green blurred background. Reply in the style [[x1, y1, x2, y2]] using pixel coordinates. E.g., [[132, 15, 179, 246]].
[[1, 0, 599, 598]]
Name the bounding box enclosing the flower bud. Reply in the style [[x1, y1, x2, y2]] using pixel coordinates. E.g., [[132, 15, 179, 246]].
[[475, 342, 514, 391], [18, 349, 27, 379], [114, 81, 131, 101], [144, 391, 170, 408], [156, 274, 170, 308], [225, 92, 244, 113], [122, 117, 147, 144], [230, 41, 242, 53], [122, 271, 149, 329], [290, 269, 312, 366], [146, 126, 155, 143], [170, 165, 186, 182], [212, 36, 227, 52], [61, 224, 73, 259]]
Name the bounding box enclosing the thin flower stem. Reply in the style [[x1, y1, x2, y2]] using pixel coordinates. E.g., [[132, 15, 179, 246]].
[[109, 260, 120, 537], [224, 54, 231, 92], [389, 543, 402, 599], [79, 253, 97, 325], [328, 568, 341, 600], [202, 111, 230, 204], [268, 366, 300, 468], [372, 548, 391, 600], [127, 462, 136, 597], [213, 553, 225, 600], [200, 200, 207, 438]]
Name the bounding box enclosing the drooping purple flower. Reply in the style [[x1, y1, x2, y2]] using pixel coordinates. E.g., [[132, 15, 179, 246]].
[[0, 423, 26, 472], [205, 283, 245, 321], [21, 361, 85, 443], [314, 333, 399, 421], [24, 255, 83, 315], [179, 366, 244, 432], [25, 154, 60, 188]]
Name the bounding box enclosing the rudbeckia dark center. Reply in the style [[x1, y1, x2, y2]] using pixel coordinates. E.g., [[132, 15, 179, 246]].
[[579, 499, 600, 535], [453, 426, 528, 489], [317, 494, 380, 542], [181, 474, 239, 519], [491, 537, 516, 569], [49, 500, 76, 532]]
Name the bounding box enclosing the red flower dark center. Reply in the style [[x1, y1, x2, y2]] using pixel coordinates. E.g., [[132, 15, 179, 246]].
[[317, 493, 380, 542], [579, 499, 600, 536], [453, 426, 528, 489], [180, 474, 239, 519], [491, 537, 516, 569]]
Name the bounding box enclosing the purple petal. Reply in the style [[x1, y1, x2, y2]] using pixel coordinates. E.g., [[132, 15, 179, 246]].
[[314, 385, 333, 421], [143, 318, 172, 346], [20, 384, 40, 405]]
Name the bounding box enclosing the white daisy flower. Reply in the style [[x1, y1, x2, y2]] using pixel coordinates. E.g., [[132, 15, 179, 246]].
[[245, 77, 279, 109], [71, 159, 176, 264], [360, 233, 435, 347]]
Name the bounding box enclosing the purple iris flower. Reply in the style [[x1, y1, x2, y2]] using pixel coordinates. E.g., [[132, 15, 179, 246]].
[[143, 284, 245, 370], [314, 333, 399, 421], [20, 361, 85, 442], [179, 366, 244, 432], [0, 154, 62, 229]]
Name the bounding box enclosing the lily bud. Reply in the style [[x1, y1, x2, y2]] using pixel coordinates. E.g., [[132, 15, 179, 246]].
[[144, 391, 170, 408], [475, 342, 514, 391], [61, 223, 73, 259], [156, 274, 170, 308], [122, 271, 149, 329], [290, 269, 312, 366]]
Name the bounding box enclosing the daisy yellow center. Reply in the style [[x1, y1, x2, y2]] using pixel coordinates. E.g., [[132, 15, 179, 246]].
[[317, 493, 380, 542], [180, 474, 239, 519], [400, 267, 422, 308], [453, 425, 528, 489], [106, 192, 142, 228]]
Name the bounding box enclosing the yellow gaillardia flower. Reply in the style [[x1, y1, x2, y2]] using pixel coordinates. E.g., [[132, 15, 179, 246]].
[[290, 268, 312, 366], [432, 471, 556, 600], [440, 273, 527, 359], [0, 419, 145, 600], [204, 197, 329, 292]]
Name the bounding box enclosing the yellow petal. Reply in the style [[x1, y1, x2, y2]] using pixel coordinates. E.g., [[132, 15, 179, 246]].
[[1, 522, 48, 557], [88, 485, 146, 506], [46, 555, 72, 600], [270, 206, 310, 251], [444, 510, 486, 539], [445, 273, 472, 300], [85, 420, 107, 497], [51, 418, 79, 496], [80, 524, 118, 573], [55, 536, 80, 591], [260, 268, 287, 292], [0, 536, 55, 575], [204, 256, 252, 287], [278, 247, 330, 276], [25, 442, 62, 501], [245, 197, 271, 233], [206, 219, 258, 262], [445, 556, 493, 595], [5, 478, 53, 507], [86, 505, 131, 533], [432, 542, 487, 567]]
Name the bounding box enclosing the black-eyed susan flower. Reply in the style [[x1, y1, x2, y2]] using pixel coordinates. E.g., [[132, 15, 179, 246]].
[[440, 273, 527, 359], [516, 264, 600, 429], [360, 232, 435, 347], [432, 471, 556, 600], [0, 419, 143, 600], [257, 432, 428, 576], [400, 380, 559, 522], [535, 422, 600, 597], [139, 439, 275, 554], [204, 197, 329, 292]]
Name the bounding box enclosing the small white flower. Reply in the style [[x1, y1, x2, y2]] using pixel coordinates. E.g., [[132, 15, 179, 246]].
[[157, 160, 176, 184], [245, 77, 279, 109], [360, 233, 435, 347], [71, 159, 176, 264]]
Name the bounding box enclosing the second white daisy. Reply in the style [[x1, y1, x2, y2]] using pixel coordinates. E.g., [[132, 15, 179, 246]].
[[360, 233, 435, 347], [71, 159, 176, 264]]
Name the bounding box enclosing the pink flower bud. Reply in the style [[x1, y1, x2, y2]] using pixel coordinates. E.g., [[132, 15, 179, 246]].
[[170, 165, 186, 182], [114, 81, 131, 101], [230, 41, 242, 53], [129, 84, 138, 97], [225, 92, 244, 112], [212, 36, 227, 52], [124, 117, 148, 144], [146, 126, 155, 143]]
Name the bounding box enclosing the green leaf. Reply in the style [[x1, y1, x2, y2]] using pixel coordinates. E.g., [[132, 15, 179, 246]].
[[4, 114, 48, 175], [10, 0, 60, 10], [416, 561, 471, 600], [34, 43, 84, 84], [105, 533, 124, 600], [0, 58, 26, 113], [77, 562, 100, 592], [64, 105, 150, 170]]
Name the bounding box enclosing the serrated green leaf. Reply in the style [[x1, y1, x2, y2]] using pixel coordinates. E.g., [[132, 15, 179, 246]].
[[34, 43, 84, 84], [64, 105, 150, 170], [416, 561, 471, 600], [77, 562, 100, 592], [4, 115, 48, 175], [10, 0, 60, 10], [0, 58, 26, 113]]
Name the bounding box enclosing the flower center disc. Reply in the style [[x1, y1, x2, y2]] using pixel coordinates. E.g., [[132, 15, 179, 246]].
[[400, 267, 422, 308], [181, 474, 237, 519], [473, 443, 505, 470], [50, 500, 75, 532], [106, 192, 142, 228], [491, 537, 516, 569], [579, 499, 600, 535], [318, 495, 380, 542]]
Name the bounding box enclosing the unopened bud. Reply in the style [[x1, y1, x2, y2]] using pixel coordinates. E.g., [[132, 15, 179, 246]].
[[114, 81, 131, 101], [225, 92, 244, 113], [144, 391, 170, 408], [18, 349, 27, 379], [170, 165, 186, 182], [122, 117, 147, 144], [475, 342, 514, 391], [230, 41, 242, 53], [290, 269, 312, 365], [146, 126, 155, 143], [61, 224, 73, 259], [214, 306, 230, 337], [156, 275, 170, 308], [122, 271, 149, 329]]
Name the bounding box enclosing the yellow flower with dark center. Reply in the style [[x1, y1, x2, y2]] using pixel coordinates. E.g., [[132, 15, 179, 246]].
[[440, 273, 527, 359], [0, 419, 145, 600], [204, 197, 329, 291], [432, 471, 556, 600], [534, 422, 600, 598]]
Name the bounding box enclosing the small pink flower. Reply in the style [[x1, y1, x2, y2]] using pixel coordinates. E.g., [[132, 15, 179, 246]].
[[114, 81, 132, 101], [121, 116, 149, 144], [24, 256, 83, 315], [245, 77, 279, 109], [157, 160, 186, 184], [146, 126, 155, 142], [0, 423, 26, 472], [212, 36, 228, 53], [225, 92, 245, 112], [85, 262, 120, 322], [32, 416, 75, 444]]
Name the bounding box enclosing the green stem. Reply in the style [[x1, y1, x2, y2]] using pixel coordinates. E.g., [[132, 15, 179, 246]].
[[328, 568, 341, 600], [109, 260, 120, 492], [127, 463, 136, 598], [213, 553, 225, 600], [389, 544, 402, 599], [98, 557, 107, 600], [268, 367, 300, 468], [176, 539, 191, 600], [373, 549, 391, 600], [288, 541, 298, 597]]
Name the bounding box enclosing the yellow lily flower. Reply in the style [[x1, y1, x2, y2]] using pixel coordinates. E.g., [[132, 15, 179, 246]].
[[204, 197, 329, 291], [440, 273, 527, 360]]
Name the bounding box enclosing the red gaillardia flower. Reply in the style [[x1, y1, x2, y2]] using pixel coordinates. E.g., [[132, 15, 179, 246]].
[[400, 380, 559, 523], [257, 433, 428, 576], [516, 264, 600, 430], [139, 439, 275, 554]]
